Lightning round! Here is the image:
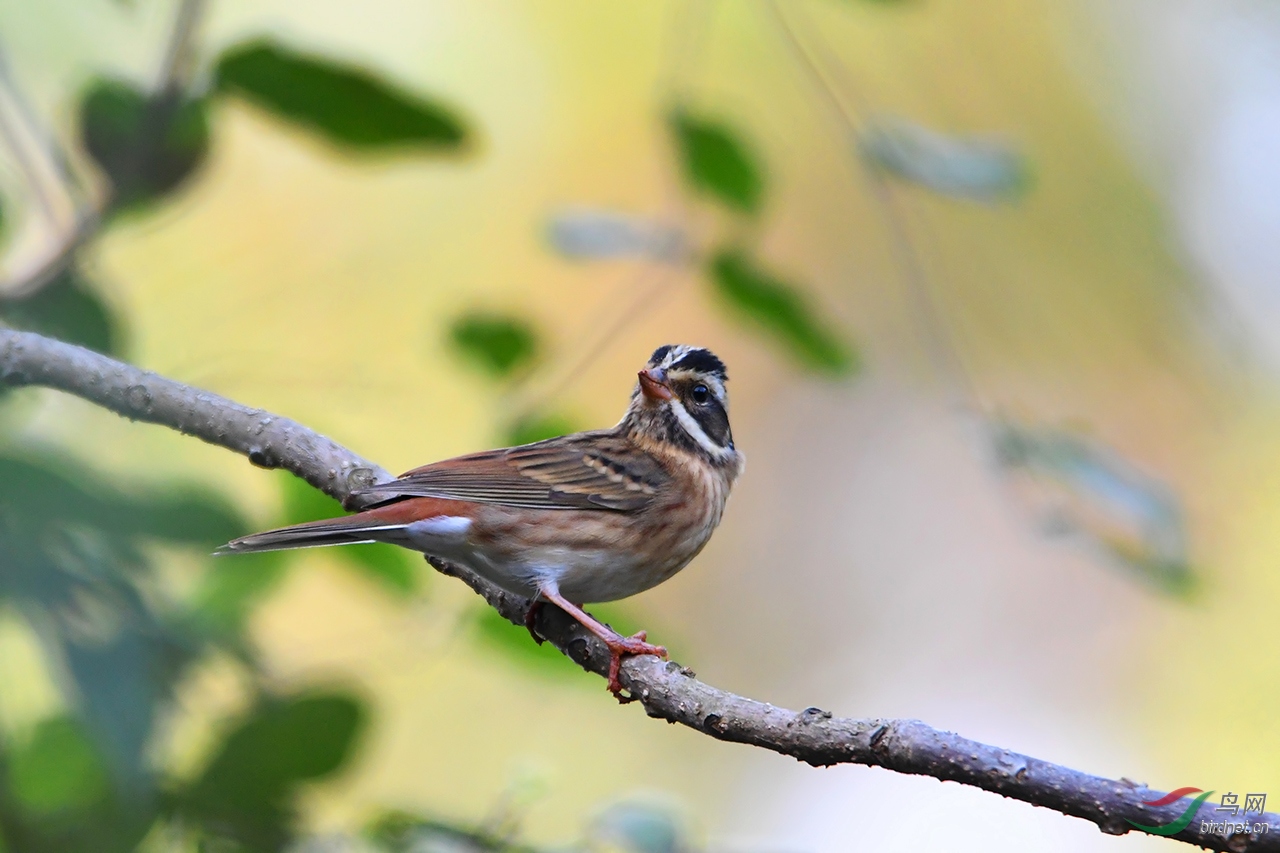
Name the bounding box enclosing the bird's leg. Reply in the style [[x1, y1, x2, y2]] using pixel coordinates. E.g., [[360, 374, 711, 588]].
[[524, 595, 545, 645], [538, 587, 667, 697]]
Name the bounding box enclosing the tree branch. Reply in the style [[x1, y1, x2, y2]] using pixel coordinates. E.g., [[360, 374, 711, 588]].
[[0, 329, 389, 503], [1, 328, 1273, 851]]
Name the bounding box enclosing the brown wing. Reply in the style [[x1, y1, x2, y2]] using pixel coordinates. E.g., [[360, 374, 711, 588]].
[[353, 430, 669, 512]]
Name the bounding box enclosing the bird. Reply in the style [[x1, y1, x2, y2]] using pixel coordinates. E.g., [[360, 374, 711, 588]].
[[220, 344, 744, 695]]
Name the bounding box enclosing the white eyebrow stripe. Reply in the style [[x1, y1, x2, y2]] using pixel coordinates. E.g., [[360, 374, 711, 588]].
[[707, 376, 727, 405], [668, 397, 735, 458], [665, 370, 728, 407]]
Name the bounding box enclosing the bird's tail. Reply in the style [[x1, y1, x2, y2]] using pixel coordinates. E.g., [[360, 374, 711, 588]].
[[216, 514, 408, 555]]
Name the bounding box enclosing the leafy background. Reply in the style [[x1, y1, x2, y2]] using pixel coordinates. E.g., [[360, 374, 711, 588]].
[[0, 1, 1277, 851]]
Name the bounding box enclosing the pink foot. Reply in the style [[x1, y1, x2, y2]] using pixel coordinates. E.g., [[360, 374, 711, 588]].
[[602, 631, 668, 698], [536, 588, 667, 699]]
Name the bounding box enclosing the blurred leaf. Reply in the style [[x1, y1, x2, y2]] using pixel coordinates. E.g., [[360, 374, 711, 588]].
[[505, 413, 578, 447], [0, 452, 249, 798], [0, 453, 249, 616], [8, 717, 109, 816], [1104, 545, 1196, 598], [0, 268, 122, 355], [367, 810, 538, 852], [990, 419, 1194, 595], [43, 559, 206, 791], [279, 467, 346, 525], [0, 454, 113, 529], [449, 313, 538, 378], [544, 208, 688, 263], [215, 40, 468, 152], [178, 691, 366, 850], [707, 249, 856, 374], [471, 606, 586, 681], [79, 78, 209, 212], [278, 472, 420, 596], [0, 454, 244, 547], [186, 691, 366, 818], [195, 550, 289, 630], [62, 615, 185, 791], [470, 603, 647, 682], [860, 118, 1031, 202], [128, 490, 245, 545], [669, 110, 763, 214], [590, 802, 685, 853]]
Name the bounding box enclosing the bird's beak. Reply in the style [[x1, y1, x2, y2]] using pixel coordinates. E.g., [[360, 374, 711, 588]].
[[638, 367, 673, 401]]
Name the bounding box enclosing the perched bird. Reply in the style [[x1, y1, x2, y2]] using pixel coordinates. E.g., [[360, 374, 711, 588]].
[[221, 345, 744, 695]]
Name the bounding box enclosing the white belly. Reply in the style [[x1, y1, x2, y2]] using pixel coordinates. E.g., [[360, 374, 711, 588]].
[[401, 515, 702, 604]]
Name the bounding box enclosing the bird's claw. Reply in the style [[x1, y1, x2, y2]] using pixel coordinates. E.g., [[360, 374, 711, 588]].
[[603, 632, 668, 698]]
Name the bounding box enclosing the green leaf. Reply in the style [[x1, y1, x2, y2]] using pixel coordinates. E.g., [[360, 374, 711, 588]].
[[471, 606, 589, 681], [187, 691, 366, 816], [79, 78, 209, 212], [470, 603, 648, 682], [215, 39, 468, 152], [179, 692, 364, 851], [505, 412, 579, 446], [669, 110, 764, 214], [860, 118, 1032, 202], [0, 269, 122, 355], [0, 454, 246, 545], [708, 249, 857, 374], [365, 811, 531, 853], [448, 313, 538, 378], [277, 471, 420, 596], [8, 717, 110, 816], [278, 468, 346, 525], [0, 465, 199, 792], [61, 608, 188, 788], [591, 802, 686, 853], [0, 455, 259, 849], [130, 490, 247, 545], [989, 419, 1194, 596], [194, 550, 289, 630]]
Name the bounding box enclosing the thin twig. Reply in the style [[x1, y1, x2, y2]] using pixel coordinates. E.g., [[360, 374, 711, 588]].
[[504, 0, 709, 424], [766, 0, 983, 406], [0, 209, 99, 298], [503, 261, 681, 425], [0, 41, 92, 213], [0, 327, 1274, 851], [0, 0, 203, 302], [0, 41, 97, 298], [0, 71, 61, 227], [155, 0, 207, 95]]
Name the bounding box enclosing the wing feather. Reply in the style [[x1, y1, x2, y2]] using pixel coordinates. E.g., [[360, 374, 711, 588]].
[[353, 431, 669, 512]]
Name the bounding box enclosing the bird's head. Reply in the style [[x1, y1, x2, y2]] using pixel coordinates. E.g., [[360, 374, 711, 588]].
[[624, 344, 737, 464]]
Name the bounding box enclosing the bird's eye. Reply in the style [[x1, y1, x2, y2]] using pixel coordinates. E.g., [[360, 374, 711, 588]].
[[691, 384, 710, 404]]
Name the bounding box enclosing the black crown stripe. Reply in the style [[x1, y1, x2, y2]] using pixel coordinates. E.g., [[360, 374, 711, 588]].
[[670, 348, 727, 380]]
